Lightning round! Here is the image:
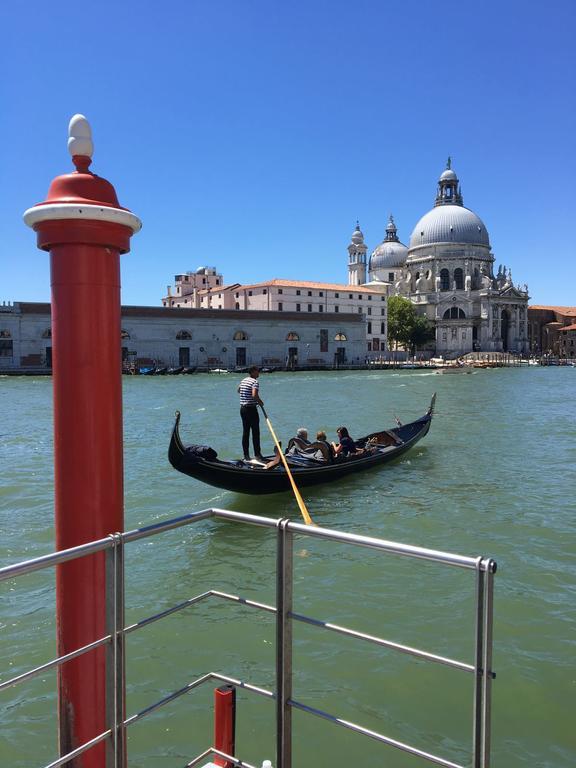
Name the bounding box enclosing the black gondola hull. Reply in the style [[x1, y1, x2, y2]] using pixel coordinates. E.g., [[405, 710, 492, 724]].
[[168, 397, 435, 495]]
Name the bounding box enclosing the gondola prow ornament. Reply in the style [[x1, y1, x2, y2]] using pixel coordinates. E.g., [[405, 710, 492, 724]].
[[24, 115, 141, 767]]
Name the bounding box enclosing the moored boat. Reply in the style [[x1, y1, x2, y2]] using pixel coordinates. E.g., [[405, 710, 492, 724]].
[[168, 395, 436, 494]]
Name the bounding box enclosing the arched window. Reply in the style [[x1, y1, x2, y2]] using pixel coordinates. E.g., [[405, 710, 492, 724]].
[[233, 331, 248, 341], [286, 332, 300, 341], [440, 269, 450, 291], [334, 332, 347, 341], [41, 328, 52, 339], [443, 307, 466, 319], [176, 330, 192, 340], [454, 268, 464, 290], [120, 329, 130, 339]]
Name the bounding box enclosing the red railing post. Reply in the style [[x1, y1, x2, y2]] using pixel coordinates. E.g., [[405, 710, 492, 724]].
[[214, 684, 236, 767]]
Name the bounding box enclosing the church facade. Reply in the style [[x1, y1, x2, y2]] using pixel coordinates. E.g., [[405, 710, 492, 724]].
[[349, 161, 530, 355]]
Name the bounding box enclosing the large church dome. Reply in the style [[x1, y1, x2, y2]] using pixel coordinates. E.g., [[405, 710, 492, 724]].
[[369, 215, 408, 272], [409, 205, 489, 247], [409, 161, 490, 249]]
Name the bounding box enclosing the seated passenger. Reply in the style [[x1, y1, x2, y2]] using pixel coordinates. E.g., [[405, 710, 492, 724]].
[[295, 427, 310, 444], [315, 430, 335, 459], [286, 427, 311, 453], [332, 426, 363, 457]]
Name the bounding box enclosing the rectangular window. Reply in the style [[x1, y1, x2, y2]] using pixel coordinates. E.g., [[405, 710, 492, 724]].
[[358, 295, 362, 300], [263, 289, 267, 294], [380, 322, 385, 334], [248, 291, 253, 296], [381, 296, 385, 301], [308, 291, 312, 296], [389, 273, 394, 282], [368, 307, 372, 315], [278, 302, 283, 311], [368, 295, 372, 301], [349, 293, 353, 299], [367, 322, 372, 334], [335, 292, 340, 298], [319, 305, 324, 312], [296, 289, 301, 295], [319, 291, 324, 297], [235, 292, 239, 298], [335, 306, 339, 313], [373, 338, 380, 351], [320, 329, 328, 352], [358, 307, 362, 314], [296, 304, 301, 312], [367, 342, 372, 351], [278, 289, 283, 294], [308, 304, 312, 312]]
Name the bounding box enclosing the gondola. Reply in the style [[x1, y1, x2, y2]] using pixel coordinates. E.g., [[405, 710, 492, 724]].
[[168, 395, 436, 495]]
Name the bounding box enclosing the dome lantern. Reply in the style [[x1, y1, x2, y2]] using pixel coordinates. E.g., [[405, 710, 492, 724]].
[[435, 157, 463, 207]]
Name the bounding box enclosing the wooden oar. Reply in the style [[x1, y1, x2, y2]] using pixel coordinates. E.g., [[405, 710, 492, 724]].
[[260, 405, 314, 526]]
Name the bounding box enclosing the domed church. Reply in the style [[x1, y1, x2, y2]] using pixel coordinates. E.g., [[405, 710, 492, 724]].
[[348, 160, 530, 355]]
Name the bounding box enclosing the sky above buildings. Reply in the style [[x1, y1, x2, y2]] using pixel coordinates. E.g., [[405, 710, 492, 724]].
[[2, 0, 574, 306]]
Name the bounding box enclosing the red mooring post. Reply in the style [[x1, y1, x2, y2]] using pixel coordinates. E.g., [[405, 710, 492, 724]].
[[24, 115, 141, 766], [214, 684, 236, 767]]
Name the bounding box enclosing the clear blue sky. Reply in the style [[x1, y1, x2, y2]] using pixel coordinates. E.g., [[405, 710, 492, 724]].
[[2, 0, 574, 306]]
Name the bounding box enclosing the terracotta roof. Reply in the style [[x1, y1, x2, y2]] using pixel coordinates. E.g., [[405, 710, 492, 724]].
[[237, 278, 386, 293], [559, 323, 576, 332], [529, 305, 576, 315]]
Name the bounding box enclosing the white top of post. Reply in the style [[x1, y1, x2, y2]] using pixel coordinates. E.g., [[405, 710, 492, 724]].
[[68, 114, 94, 159], [23, 113, 142, 233]]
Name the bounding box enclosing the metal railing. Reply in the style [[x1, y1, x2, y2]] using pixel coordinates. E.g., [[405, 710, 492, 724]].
[[0, 508, 496, 768]]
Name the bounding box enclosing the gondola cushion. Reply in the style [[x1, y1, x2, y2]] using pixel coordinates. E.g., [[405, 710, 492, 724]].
[[184, 444, 218, 461]]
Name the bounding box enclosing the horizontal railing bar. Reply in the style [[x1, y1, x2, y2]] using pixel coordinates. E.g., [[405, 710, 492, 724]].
[[291, 612, 474, 673], [124, 591, 215, 634], [290, 699, 465, 768], [124, 672, 274, 728], [42, 728, 112, 768], [185, 747, 258, 768], [124, 590, 276, 635], [122, 509, 215, 542], [0, 537, 113, 582], [0, 635, 112, 692], [280, 520, 485, 571]]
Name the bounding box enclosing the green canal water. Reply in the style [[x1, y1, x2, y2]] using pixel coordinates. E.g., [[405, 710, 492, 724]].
[[1, 368, 575, 767]]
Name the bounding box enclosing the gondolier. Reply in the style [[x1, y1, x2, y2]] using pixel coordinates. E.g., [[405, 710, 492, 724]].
[[238, 366, 265, 461]]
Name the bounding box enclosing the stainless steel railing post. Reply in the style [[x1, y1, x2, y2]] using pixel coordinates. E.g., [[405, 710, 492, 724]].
[[105, 534, 126, 768], [276, 519, 293, 768], [481, 559, 496, 768], [472, 557, 485, 768]]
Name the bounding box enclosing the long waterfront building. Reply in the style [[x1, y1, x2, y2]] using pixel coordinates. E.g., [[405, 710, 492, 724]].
[[0, 302, 366, 371]]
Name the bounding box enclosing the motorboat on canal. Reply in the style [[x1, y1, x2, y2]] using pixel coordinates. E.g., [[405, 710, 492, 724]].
[[168, 395, 436, 494]]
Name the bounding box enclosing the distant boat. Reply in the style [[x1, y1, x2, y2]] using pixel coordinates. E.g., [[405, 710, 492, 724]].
[[209, 368, 230, 374], [436, 367, 472, 374], [167, 366, 184, 375], [181, 366, 197, 374]]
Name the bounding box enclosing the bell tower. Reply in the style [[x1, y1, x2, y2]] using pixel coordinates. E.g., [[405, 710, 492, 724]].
[[347, 221, 367, 285]]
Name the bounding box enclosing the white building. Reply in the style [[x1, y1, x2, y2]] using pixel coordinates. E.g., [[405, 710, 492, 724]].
[[356, 161, 530, 355], [164, 277, 389, 355]]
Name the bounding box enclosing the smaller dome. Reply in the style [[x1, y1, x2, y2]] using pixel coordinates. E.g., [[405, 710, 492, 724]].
[[350, 221, 365, 245], [440, 168, 457, 181], [369, 240, 408, 271]]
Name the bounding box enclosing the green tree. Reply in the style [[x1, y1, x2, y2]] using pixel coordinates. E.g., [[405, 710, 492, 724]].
[[409, 314, 436, 356], [387, 296, 416, 351]]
